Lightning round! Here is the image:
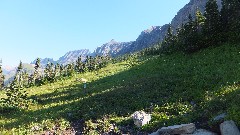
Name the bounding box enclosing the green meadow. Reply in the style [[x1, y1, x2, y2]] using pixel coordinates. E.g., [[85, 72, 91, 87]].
[[1, 43, 240, 134]]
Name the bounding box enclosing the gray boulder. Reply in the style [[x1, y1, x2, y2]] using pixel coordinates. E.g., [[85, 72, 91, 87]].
[[220, 120, 240, 135], [191, 129, 217, 135], [158, 123, 196, 135]]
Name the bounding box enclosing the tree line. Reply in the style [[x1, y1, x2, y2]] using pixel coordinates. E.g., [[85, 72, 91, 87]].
[[142, 0, 240, 55], [0, 55, 111, 110]]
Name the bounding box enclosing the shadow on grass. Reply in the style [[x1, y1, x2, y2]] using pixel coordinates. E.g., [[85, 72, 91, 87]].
[[2, 47, 240, 133]]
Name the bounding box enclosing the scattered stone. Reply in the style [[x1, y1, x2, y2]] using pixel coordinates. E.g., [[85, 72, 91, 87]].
[[213, 113, 227, 121], [220, 120, 240, 135], [131, 111, 151, 127], [192, 129, 217, 135], [158, 123, 196, 135]]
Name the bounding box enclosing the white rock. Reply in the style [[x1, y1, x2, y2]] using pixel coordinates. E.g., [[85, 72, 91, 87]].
[[220, 120, 240, 135], [131, 111, 151, 127], [159, 123, 196, 134]]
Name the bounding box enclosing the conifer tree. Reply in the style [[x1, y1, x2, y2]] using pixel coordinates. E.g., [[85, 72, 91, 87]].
[[44, 61, 54, 82], [29, 58, 41, 86], [11, 61, 24, 88], [22, 70, 29, 87], [221, 0, 240, 42], [5, 61, 28, 109], [76, 56, 84, 73], [161, 24, 175, 53], [203, 0, 221, 45], [0, 64, 4, 89], [54, 63, 60, 80], [182, 14, 199, 52], [66, 63, 75, 76], [220, 0, 229, 41]]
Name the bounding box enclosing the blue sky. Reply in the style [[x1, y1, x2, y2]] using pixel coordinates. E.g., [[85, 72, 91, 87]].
[[0, 0, 189, 66]]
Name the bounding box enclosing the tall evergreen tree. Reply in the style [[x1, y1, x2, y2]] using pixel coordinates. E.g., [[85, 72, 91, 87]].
[[44, 61, 54, 82], [203, 0, 221, 46], [0, 64, 4, 89], [66, 63, 75, 76], [5, 61, 28, 109], [75, 56, 84, 73], [182, 14, 199, 53], [161, 24, 175, 53], [220, 0, 229, 41], [29, 58, 41, 86], [11, 61, 24, 88], [54, 63, 60, 79], [221, 0, 240, 42]]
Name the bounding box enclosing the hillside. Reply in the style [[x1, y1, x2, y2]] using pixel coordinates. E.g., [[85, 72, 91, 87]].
[[1, 43, 240, 134]]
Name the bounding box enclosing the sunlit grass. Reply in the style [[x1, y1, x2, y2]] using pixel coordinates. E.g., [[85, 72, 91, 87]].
[[1, 43, 240, 134]]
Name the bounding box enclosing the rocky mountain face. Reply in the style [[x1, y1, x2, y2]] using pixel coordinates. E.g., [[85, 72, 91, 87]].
[[31, 49, 90, 66], [31, 0, 223, 64], [94, 0, 222, 56], [4, 0, 224, 85], [31, 58, 55, 67], [2, 63, 34, 85], [92, 39, 133, 57], [93, 26, 169, 56], [171, 0, 222, 31], [131, 25, 169, 52], [57, 49, 90, 64]]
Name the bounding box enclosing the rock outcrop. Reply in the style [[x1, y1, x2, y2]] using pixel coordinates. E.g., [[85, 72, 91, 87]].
[[31, 58, 55, 67], [57, 49, 90, 65], [220, 120, 240, 135], [31, 49, 90, 66], [92, 39, 133, 57], [171, 0, 222, 31], [93, 0, 222, 57]]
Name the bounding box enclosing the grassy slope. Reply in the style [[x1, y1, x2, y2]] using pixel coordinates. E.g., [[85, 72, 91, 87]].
[[1, 43, 240, 134]]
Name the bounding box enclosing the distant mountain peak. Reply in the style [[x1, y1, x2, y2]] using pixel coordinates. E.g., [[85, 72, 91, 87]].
[[143, 26, 161, 34], [108, 39, 118, 44]]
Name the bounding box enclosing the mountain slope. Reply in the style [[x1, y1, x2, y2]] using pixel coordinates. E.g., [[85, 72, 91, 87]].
[[92, 0, 222, 56], [29, 0, 222, 66], [1, 43, 240, 134], [31, 49, 90, 66], [92, 39, 133, 56], [171, 0, 221, 30], [57, 49, 90, 64]]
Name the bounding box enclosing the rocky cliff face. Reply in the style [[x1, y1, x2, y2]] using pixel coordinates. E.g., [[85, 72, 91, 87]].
[[31, 58, 55, 67], [32, 0, 223, 65], [131, 25, 169, 52], [31, 49, 90, 66], [171, 0, 222, 31], [93, 26, 169, 56], [57, 49, 90, 64], [95, 0, 222, 56], [92, 39, 133, 57]]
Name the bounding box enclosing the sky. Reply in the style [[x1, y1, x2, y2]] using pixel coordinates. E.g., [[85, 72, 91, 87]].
[[0, 0, 189, 67]]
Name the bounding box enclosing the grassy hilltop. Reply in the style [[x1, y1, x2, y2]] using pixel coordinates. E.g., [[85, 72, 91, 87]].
[[1, 43, 240, 134]]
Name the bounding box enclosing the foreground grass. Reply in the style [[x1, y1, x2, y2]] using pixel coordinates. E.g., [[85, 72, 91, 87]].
[[1, 43, 240, 134]]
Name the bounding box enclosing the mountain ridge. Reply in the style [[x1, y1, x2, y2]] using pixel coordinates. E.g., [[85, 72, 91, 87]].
[[3, 0, 222, 81]]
